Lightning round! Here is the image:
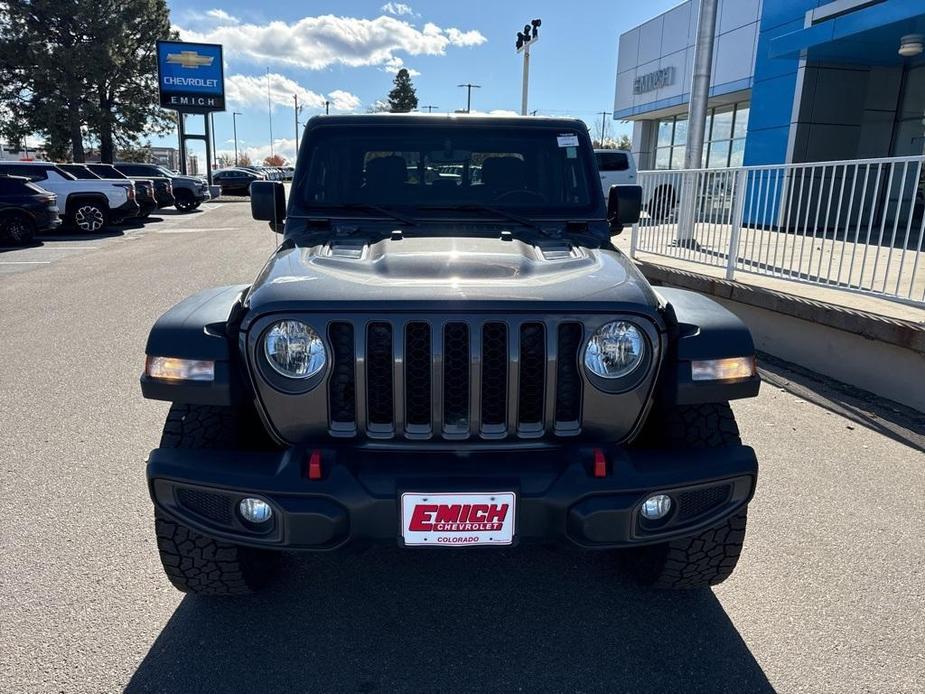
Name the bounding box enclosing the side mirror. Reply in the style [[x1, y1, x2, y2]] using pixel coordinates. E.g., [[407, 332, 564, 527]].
[[607, 184, 642, 235], [250, 180, 286, 233]]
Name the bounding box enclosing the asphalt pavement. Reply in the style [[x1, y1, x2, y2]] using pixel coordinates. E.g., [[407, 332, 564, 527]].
[[1, 200, 923, 693]]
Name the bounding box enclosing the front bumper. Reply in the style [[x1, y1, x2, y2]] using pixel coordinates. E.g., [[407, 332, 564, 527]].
[[148, 444, 757, 551]]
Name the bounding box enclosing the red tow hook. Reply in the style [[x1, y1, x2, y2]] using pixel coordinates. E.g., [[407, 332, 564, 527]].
[[593, 448, 607, 478], [307, 449, 323, 480]]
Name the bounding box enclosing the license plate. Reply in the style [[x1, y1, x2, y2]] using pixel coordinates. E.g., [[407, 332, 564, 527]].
[[400, 492, 516, 547]]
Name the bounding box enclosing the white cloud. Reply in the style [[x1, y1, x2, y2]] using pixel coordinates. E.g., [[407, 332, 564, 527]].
[[174, 14, 486, 71], [233, 138, 298, 164], [205, 9, 239, 24], [327, 90, 361, 111], [225, 73, 360, 113], [381, 2, 415, 16], [445, 27, 487, 47]]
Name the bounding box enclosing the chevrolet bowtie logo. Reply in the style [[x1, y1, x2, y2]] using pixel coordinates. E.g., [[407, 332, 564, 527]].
[[166, 51, 214, 68]]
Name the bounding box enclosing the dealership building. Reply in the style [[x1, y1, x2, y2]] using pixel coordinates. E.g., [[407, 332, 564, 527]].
[[614, 0, 925, 171]]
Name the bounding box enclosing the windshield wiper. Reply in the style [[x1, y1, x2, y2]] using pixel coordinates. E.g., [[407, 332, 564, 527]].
[[338, 203, 417, 226], [414, 204, 544, 232]]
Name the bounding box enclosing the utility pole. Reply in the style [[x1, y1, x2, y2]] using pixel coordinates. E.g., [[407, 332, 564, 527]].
[[597, 111, 612, 147], [422, 105, 439, 113], [324, 100, 331, 115], [457, 83, 480, 113], [294, 94, 300, 153], [232, 112, 241, 166], [515, 19, 542, 116], [266, 67, 274, 157]]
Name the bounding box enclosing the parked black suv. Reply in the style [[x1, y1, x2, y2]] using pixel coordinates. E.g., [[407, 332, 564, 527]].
[[95, 164, 174, 210], [141, 115, 760, 595], [0, 174, 61, 245]]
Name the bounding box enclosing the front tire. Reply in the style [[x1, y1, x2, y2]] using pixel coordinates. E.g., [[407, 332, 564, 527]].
[[174, 190, 196, 212], [153, 404, 278, 595], [623, 403, 750, 589], [0, 213, 36, 245]]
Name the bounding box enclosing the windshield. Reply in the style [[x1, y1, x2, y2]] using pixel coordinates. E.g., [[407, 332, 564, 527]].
[[293, 124, 596, 218]]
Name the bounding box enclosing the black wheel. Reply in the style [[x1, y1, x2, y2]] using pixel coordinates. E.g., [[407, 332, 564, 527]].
[[69, 201, 108, 233], [623, 403, 749, 589], [174, 190, 196, 212], [0, 213, 36, 245], [153, 404, 278, 595]]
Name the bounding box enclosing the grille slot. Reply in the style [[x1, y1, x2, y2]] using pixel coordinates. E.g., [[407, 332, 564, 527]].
[[329, 322, 356, 426], [176, 488, 233, 525], [405, 322, 432, 428], [555, 323, 583, 426], [443, 323, 470, 432], [676, 485, 731, 522], [481, 323, 508, 430], [518, 323, 546, 427], [366, 322, 394, 426]]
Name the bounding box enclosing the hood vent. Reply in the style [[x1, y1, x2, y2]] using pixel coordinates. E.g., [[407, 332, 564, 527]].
[[539, 242, 578, 261], [326, 240, 367, 259]]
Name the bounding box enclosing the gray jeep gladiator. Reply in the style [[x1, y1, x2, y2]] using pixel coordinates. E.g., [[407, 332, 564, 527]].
[[141, 115, 760, 595]]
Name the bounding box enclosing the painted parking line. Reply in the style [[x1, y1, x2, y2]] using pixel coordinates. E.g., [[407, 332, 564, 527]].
[[157, 227, 238, 234], [0, 260, 52, 265]]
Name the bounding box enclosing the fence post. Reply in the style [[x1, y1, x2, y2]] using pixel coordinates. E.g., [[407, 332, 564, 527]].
[[725, 167, 748, 280], [676, 171, 697, 244], [629, 222, 638, 259]]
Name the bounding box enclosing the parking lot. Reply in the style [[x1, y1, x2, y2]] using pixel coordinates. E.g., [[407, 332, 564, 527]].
[[0, 199, 921, 693]]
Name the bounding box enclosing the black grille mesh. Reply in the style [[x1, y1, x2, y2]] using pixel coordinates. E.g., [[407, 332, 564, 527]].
[[555, 323, 582, 423], [481, 323, 508, 426], [518, 323, 546, 424], [176, 488, 232, 525], [443, 323, 470, 428], [676, 485, 731, 522], [366, 322, 393, 425], [329, 322, 356, 423], [405, 322, 432, 426]]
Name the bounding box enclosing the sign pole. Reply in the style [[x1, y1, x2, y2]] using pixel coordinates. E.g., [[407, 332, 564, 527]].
[[177, 113, 187, 175], [204, 114, 213, 186]]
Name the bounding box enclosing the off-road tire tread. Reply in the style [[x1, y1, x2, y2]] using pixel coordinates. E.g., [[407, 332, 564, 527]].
[[154, 404, 276, 595], [155, 511, 273, 595], [626, 403, 748, 589]]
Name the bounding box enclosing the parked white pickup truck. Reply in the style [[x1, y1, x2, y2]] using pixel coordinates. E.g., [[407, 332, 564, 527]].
[[594, 149, 638, 198], [0, 161, 138, 232]]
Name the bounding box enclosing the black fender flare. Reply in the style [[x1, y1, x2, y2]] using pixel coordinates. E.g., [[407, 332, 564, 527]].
[[140, 284, 250, 406], [655, 287, 760, 405]]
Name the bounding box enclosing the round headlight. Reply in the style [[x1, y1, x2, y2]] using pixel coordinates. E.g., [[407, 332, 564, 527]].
[[264, 320, 326, 379], [584, 321, 645, 379]]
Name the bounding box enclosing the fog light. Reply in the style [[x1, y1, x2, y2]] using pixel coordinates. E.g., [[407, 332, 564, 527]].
[[239, 498, 273, 524], [641, 494, 672, 520]]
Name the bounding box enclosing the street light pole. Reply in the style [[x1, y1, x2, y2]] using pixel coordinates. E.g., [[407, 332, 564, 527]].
[[294, 94, 300, 154], [457, 83, 480, 113], [232, 112, 241, 166], [266, 67, 274, 157], [422, 105, 439, 113], [324, 100, 331, 115], [515, 19, 542, 116]]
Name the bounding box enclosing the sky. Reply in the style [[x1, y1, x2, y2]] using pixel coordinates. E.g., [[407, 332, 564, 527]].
[[159, 0, 682, 165]]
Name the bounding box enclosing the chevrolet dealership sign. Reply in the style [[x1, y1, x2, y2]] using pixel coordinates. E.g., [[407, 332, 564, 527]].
[[156, 41, 225, 112]]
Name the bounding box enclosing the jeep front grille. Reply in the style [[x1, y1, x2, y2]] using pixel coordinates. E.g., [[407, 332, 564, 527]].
[[327, 317, 583, 440]]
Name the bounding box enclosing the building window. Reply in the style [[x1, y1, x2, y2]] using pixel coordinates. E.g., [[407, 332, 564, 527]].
[[654, 102, 750, 169]]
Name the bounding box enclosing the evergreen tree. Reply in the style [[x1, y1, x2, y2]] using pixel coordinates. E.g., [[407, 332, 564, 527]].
[[0, 0, 176, 162], [387, 69, 418, 113]]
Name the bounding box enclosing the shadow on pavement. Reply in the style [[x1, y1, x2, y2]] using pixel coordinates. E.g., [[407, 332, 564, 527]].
[[126, 546, 773, 693], [758, 352, 924, 451]]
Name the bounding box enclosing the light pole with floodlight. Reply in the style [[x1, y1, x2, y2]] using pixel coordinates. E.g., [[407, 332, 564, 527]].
[[515, 19, 541, 116]]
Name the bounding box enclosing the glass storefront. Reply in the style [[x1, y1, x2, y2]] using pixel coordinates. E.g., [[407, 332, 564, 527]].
[[654, 101, 750, 169]]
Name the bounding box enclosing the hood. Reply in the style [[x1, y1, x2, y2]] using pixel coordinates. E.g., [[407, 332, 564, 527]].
[[242, 234, 660, 319]]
